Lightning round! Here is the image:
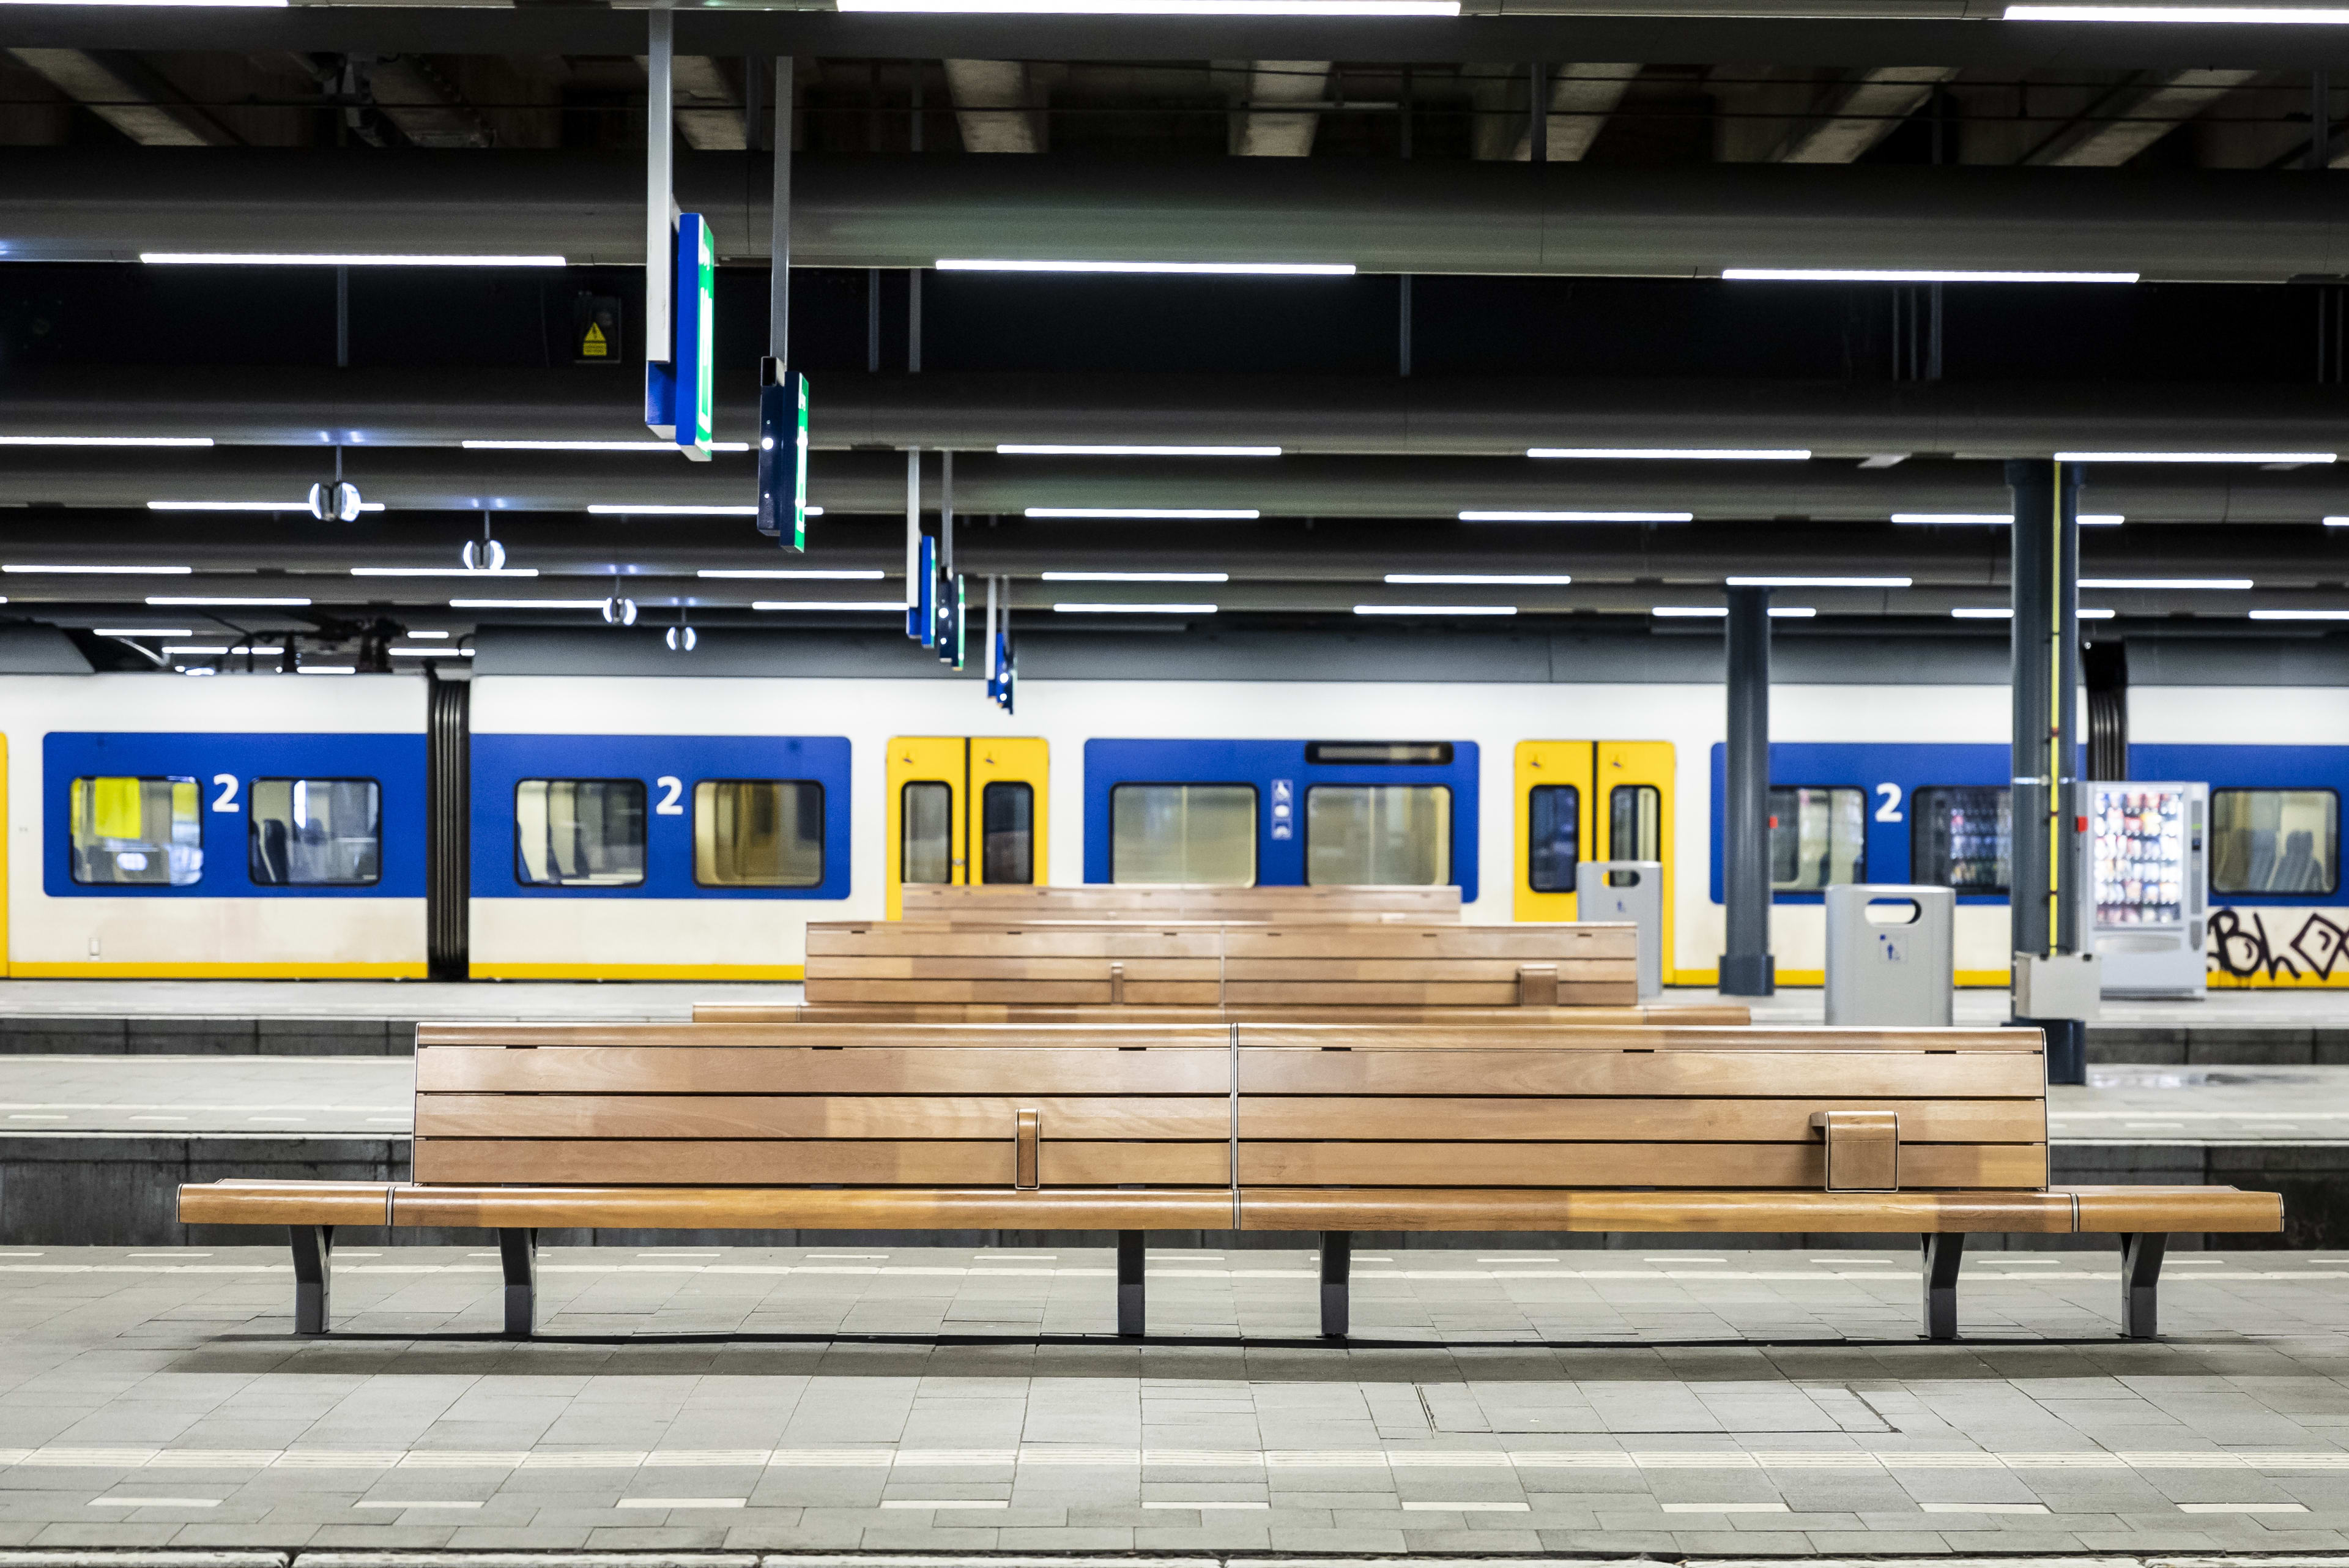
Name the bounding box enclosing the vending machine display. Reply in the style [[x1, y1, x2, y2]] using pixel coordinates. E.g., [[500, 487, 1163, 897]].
[[2088, 781, 2208, 998]]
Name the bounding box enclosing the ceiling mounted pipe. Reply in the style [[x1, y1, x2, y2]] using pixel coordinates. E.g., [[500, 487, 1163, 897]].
[[6, 150, 2345, 281]]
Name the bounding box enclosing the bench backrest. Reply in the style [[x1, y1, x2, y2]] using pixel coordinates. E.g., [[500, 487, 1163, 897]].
[[900, 884, 1462, 924], [409, 1022, 2046, 1195], [693, 1002, 1753, 1025], [803, 920, 1636, 1008]]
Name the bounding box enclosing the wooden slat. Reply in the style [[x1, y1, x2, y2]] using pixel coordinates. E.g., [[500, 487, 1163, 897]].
[[809, 957, 1226, 980], [2071, 1184, 2284, 1233], [414, 1139, 1226, 1187], [1236, 1187, 2082, 1233], [1220, 959, 1636, 981], [803, 979, 1230, 1004], [1236, 1141, 2047, 1189], [416, 1021, 1227, 1050], [900, 885, 1463, 923], [1236, 1048, 2048, 1098], [417, 1093, 1233, 1141], [1233, 1023, 2035, 1052], [1236, 1096, 2046, 1143], [177, 1181, 392, 1226], [416, 1044, 1233, 1095], [392, 1184, 1238, 1230], [1224, 926, 1634, 959], [691, 1003, 1758, 1027], [809, 926, 1224, 957], [1220, 981, 1636, 1005]]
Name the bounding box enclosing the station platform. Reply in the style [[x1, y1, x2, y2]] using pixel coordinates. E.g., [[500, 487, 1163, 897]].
[[3, 1243, 2349, 1554]]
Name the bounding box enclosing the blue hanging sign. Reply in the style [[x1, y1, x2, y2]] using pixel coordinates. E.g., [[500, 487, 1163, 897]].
[[756, 368, 809, 550], [647, 213, 715, 459]]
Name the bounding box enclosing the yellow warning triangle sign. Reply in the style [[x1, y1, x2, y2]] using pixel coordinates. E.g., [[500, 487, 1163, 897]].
[[582, 322, 609, 356]]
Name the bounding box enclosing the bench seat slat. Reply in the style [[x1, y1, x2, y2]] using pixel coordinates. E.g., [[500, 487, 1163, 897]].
[[1238, 1096, 2046, 1143], [414, 1139, 1233, 1186], [417, 1045, 1234, 1095], [1238, 1141, 2047, 1189], [1233, 1024, 2032, 1052], [417, 1094, 1234, 1141], [1238, 1188, 2089, 1232], [391, 1184, 1236, 1231], [811, 958, 1228, 980], [696, 1004, 1757, 1027], [178, 1181, 393, 1227], [1239, 1049, 2047, 1098], [415, 1022, 1231, 1050], [809, 929, 1226, 958], [1221, 982, 1636, 1005], [2072, 1184, 2284, 1233], [1223, 928, 1633, 959]]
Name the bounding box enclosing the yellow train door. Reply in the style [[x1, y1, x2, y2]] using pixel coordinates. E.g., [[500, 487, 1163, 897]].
[[885, 735, 1049, 918], [1, 733, 9, 977], [1515, 739, 1677, 984]]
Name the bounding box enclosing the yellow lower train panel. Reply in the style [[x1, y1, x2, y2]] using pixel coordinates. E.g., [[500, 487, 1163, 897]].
[[8, 961, 430, 979], [1669, 968, 2014, 989], [469, 963, 806, 981]]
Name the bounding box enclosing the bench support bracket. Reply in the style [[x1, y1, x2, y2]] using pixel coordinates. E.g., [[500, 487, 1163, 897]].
[[1921, 1233, 1963, 1340], [500, 1228, 537, 1338], [1117, 1230, 1143, 1337], [290, 1224, 332, 1336], [1321, 1231, 1351, 1338], [2120, 1232, 2165, 1339]]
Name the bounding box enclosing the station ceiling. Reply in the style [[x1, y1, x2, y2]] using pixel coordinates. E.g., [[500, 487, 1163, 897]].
[[0, 2, 2345, 666]]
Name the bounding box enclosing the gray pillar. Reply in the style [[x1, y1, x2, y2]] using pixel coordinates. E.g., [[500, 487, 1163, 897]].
[[1720, 584, 1774, 996], [2008, 458, 2084, 960]]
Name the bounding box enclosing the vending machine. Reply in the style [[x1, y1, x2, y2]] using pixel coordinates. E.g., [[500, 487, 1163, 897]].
[[2085, 781, 2208, 1000]]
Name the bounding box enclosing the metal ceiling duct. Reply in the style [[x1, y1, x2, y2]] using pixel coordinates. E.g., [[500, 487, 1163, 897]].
[[6, 150, 2344, 281], [7, 366, 2349, 459]]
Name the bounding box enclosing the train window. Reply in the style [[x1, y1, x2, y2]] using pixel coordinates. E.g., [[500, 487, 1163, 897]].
[[1110, 783, 1256, 885], [249, 778, 381, 886], [695, 779, 823, 888], [69, 775, 202, 886], [1768, 786, 1865, 891], [1306, 784, 1451, 886], [1527, 784, 1578, 892], [514, 779, 647, 886], [1912, 786, 2010, 894], [902, 781, 953, 883], [981, 781, 1034, 884], [1610, 784, 1661, 862], [2213, 789, 2339, 895]]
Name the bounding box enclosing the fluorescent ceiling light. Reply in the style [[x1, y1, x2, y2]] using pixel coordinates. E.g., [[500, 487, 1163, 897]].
[[2080, 608, 2118, 619], [1893, 512, 2126, 525], [751, 600, 913, 611], [0, 436, 213, 448], [1460, 510, 1694, 522], [1355, 604, 1519, 616], [161, 645, 230, 655], [406, 630, 451, 639], [144, 253, 564, 267], [854, 0, 1455, 11], [94, 628, 193, 637], [1386, 573, 1573, 585], [1951, 608, 2014, 619], [700, 568, 886, 580], [352, 567, 539, 578], [391, 646, 478, 655], [586, 503, 760, 516], [1529, 447, 1811, 461], [146, 595, 311, 607], [1042, 570, 1230, 582], [1053, 602, 1218, 614], [4, 563, 191, 574], [1726, 267, 2137, 284], [1727, 574, 1913, 588], [998, 444, 1281, 457], [449, 598, 612, 610], [463, 439, 749, 453], [1650, 606, 1817, 618], [2055, 450, 2337, 464], [1, 0, 284, 7], [2080, 577, 2252, 589], [147, 500, 385, 513], [297, 666, 357, 675], [2326, 516, 2349, 527], [941, 259, 1355, 277], [1025, 507, 1260, 519], [2251, 609, 2349, 620], [2007, 2, 2349, 18]]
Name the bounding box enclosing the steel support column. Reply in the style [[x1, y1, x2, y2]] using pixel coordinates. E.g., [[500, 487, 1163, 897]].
[[1720, 583, 1774, 996], [2007, 458, 2084, 962]]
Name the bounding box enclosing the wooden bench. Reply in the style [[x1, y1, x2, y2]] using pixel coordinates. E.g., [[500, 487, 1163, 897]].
[[177, 1021, 2281, 1342], [797, 920, 1645, 1009], [695, 1002, 1751, 1025], [902, 884, 1462, 923]]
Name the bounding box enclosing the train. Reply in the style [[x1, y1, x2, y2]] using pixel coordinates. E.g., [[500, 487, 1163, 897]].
[[2, 627, 2339, 987]]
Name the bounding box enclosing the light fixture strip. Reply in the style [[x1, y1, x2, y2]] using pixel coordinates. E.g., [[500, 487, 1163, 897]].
[[1725, 574, 1913, 588], [0, 436, 215, 448], [940, 259, 1356, 276], [2054, 450, 2337, 464], [1040, 571, 1231, 582], [1385, 573, 1573, 584], [2077, 577, 2254, 590], [998, 444, 1282, 456], [4, 563, 193, 574], [699, 568, 886, 580], [1459, 510, 1694, 522], [143, 253, 566, 267], [1025, 507, 1260, 519], [1725, 268, 2138, 284], [1052, 602, 1219, 614], [1527, 447, 1811, 461], [750, 600, 918, 611]]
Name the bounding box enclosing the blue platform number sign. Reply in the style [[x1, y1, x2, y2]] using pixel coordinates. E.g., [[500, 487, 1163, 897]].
[[756, 368, 809, 551], [670, 212, 716, 459], [1269, 778, 1295, 841]]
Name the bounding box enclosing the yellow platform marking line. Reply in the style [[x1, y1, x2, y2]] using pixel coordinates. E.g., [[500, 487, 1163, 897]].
[[469, 963, 803, 981], [7, 962, 428, 979]]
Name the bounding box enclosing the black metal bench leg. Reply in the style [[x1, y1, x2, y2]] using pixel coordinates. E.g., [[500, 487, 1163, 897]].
[[290, 1224, 332, 1335], [1117, 1230, 1144, 1337], [500, 1228, 536, 1338], [1921, 1233, 1964, 1340], [2121, 1233, 2165, 1340], [1321, 1231, 1351, 1339]]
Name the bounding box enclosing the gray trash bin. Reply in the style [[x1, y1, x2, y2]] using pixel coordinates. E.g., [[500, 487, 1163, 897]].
[[1576, 860, 1663, 1000], [1824, 883, 1954, 1027]]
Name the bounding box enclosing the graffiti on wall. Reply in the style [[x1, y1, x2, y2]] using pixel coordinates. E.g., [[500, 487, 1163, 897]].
[[2209, 907, 2349, 980]]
